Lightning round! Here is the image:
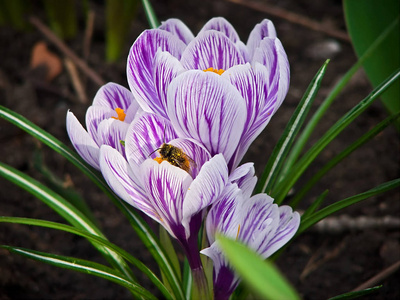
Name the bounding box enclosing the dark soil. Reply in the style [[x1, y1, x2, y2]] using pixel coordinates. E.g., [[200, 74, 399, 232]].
[[1, 0, 399, 299]]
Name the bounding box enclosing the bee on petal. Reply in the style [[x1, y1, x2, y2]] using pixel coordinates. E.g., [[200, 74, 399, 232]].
[[152, 143, 196, 175]]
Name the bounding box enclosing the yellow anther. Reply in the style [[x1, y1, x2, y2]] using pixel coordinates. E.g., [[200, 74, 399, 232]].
[[154, 156, 164, 164], [203, 67, 225, 75], [236, 224, 241, 240], [111, 107, 126, 121]]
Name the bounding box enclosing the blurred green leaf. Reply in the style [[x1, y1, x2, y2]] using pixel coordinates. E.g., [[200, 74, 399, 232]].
[[106, 0, 139, 62], [0, 0, 29, 29], [43, 0, 77, 39], [256, 60, 329, 195], [0, 216, 173, 299], [328, 285, 382, 300], [2, 245, 156, 299], [344, 0, 400, 120], [141, 0, 159, 28], [217, 234, 300, 300]]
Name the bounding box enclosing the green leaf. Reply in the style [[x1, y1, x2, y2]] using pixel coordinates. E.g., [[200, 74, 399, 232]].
[[300, 190, 329, 220], [273, 68, 400, 204], [0, 105, 185, 299], [106, 0, 139, 62], [43, 0, 78, 39], [2, 245, 157, 300], [256, 59, 329, 195], [140, 0, 159, 28], [0, 161, 135, 282], [280, 18, 400, 179], [0, 216, 173, 300], [290, 111, 400, 207], [298, 179, 400, 235], [344, 1, 400, 119], [328, 285, 383, 300], [217, 234, 300, 300]]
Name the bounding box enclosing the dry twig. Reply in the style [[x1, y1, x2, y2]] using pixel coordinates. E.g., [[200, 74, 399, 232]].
[[29, 16, 105, 87], [225, 0, 350, 42]]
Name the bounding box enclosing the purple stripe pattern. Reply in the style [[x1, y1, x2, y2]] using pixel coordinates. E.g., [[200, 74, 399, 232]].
[[126, 17, 290, 170], [201, 175, 300, 300], [67, 83, 140, 169]]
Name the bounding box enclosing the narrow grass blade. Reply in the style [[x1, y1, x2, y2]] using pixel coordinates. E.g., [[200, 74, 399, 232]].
[[141, 0, 159, 28], [0, 161, 135, 281], [0, 105, 185, 299], [255, 60, 329, 194], [217, 234, 300, 300], [280, 18, 400, 179], [2, 245, 157, 300], [298, 179, 400, 235], [328, 285, 382, 300], [290, 112, 400, 207], [0, 216, 173, 300], [273, 68, 400, 204], [300, 190, 329, 220]]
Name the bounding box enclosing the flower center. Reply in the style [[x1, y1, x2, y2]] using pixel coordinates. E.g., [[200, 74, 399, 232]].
[[111, 108, 126, 121], [203, 67, 225, 75]]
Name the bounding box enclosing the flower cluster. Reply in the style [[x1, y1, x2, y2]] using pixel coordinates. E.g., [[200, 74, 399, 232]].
[[67, 17, 299, 299]]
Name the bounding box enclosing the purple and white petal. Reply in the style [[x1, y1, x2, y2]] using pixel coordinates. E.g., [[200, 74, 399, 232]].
[[92, 82, 136, 111], [153, 51, 186, 118], [127, 29, 186, 114], [246, 19, 277, 59], [96, 119, 130, 156], [205, 183, 242, 244], [85, 106, 115, 145], [252, 38, 290, 115], [259, 206, 300, 258], [182, 154, 229, 237], [159, 18, 195, 44], [67, 111, 100, 169], [140, 159, 193, 238], [125, 112, 177, 167], [199, 17, 240, 44], [99, 145, 153, 217], [229, 163, 257, 199], [167, 70, 246, 163], [180, 31, 245, 71]]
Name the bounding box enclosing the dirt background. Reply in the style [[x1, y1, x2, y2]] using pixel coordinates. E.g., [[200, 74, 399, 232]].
[[0, 0, 399, 299]]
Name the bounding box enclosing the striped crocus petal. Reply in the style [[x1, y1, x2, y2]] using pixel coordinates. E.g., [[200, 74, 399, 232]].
[[67, 111, 100, 169], [99, 145, 155, 218], [199, 17, 240, 44], [153, 50, 186, 118], [158, 18, 195, 45], [180, 30, 245, 71], [228, 162, 257, 199], [140, 159, 193, 239], [167, 70, 246, 163], [92, 82, 138, 113], [125, 112, 177, 168], [246, 19, 277, 59], [96, 118, 130, 157], [201, 185, 300, 299], [127, 29, 186, 115], [182, 153, 228, 237]]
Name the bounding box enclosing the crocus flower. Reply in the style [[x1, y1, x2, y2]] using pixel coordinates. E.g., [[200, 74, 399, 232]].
[[99, 112, 229, 271], [201, 170, 300, 300], [67, 82, 140, 170], [127, 17, 289, 169]]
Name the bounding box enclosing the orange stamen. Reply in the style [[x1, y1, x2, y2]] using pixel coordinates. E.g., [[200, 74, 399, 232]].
[[203, 67, 225, 75], [154, 156, 164, 164], [111, 107, 126, 121], [236, 224, 241, 240]]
